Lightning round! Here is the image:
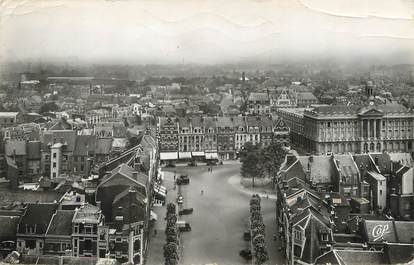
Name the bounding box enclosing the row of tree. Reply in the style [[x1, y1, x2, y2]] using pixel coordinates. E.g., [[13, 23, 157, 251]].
[[250, 195, 269, 265], [240, 142, 287, 181], [163, 203, 179, 265]]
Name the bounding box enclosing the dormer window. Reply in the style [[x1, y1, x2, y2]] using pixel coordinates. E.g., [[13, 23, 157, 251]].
[[321, 233, 329, 242]]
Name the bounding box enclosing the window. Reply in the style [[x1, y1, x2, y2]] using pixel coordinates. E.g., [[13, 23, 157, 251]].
[[321, 233, 329, 241], [53, 162, 57, 168], [327, 122, 331, 128], [294, 230, 302, 241], [380, 190, 383, 196], [53, 153, 56, 158]]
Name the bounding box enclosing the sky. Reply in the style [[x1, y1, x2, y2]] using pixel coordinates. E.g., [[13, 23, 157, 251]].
[[1, 0, 414, 65]]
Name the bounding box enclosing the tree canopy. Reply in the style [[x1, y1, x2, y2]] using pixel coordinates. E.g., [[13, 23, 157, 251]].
[[240, 141, 287, 180]]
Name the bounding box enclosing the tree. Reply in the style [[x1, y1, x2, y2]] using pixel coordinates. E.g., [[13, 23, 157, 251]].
[[261, 142, 287, 185], [240, 142, 264, 180], [39, 102, 59, 114]]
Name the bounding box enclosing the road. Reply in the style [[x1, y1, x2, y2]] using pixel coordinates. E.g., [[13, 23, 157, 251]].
[[146, 163, 285, 265]]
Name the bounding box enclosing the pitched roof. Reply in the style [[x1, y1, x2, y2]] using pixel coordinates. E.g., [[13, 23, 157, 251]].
[[361, 219, 414, 243], [248, 92, 269, 102], [73, 135, 97, 156], [0, 215, 19, 240], [297, 155, 335, 184], [41, 130, 77, 152], [367, 171, 386, 181], [315, 249, 388, 265], [297, 92, 318, 101], [100, 164, 148, 190], [112, 187, 147, 206], [334, 154, 359, 180], [95, 138, 113, 155], [389, 153, 413, 167], [370, 153, 392, 174], [5, 140, 26, 156], [73, 203, 102, 224], [18, 203, 58, 234], [46, 210, 75, 236]]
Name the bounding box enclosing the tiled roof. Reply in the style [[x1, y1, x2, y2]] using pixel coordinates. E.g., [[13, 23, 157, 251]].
[[41, 130, 77, 152], [334, 154, 359, 180], [203, 117, 216, 128], [5, 140, 26, 156], [46, 210, 75, 236], [353, 154, 376, 172], [367, 171, 386, 181], [0, 215, 19, 240], [310, 103, 410, 116], [73, 203, 101, 224], [18, 203, 58, 234], [297, 155, 335, 184], [297, 92, 318, 101], [370, 153, 392, 174], [95, 138, 113, 155], [389, 153, 413, 167], [73, 135, 97, 156], [101, 164, 148, 189], [316, 249, 388, 265], [112, 187, 147, 206], [248, 92, 269, 102]]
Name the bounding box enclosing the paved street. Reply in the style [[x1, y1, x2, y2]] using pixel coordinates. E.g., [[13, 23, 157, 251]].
[[147, 163, 285, 265]]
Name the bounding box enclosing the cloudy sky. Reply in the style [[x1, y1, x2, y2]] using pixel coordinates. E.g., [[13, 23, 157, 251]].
[[1, 0, 414, 64]]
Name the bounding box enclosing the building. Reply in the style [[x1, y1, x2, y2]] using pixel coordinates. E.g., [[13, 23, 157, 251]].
[[16, 203, 59, 255], [247, 92, 270, 115], [216, 116, 236, 160], [278, 102, 414, 155], [158, 115, 292, 161], [72, 203, 106, 258], [0, 112, 23, 128], [158, 117, 179, 162]]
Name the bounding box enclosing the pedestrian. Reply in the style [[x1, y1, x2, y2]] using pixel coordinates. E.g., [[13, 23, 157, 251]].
[[154, 229, 157, 237], [201, 190, 204, 195]]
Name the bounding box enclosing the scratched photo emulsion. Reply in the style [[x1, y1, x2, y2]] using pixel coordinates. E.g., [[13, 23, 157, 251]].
[[0, 0, 413, 264]]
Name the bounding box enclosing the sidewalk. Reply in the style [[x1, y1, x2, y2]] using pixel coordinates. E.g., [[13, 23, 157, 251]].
[[228, 174, 277, 200]]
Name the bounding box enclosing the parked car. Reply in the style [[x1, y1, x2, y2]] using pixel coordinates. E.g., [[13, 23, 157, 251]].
[[239, 249, 252, 260], [176, 175, 190, 185], [177, 195, 184, 204], [206, 160, 218, 166], [179, 208, 194, 215], [243, 231, 251, 241], [165, 163, 176, 168], [188, 160, 197, 167], [177, 220, 191, 232]]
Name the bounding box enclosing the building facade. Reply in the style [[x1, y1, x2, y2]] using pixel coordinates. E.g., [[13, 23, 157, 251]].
[[278, 103, 414, 155]]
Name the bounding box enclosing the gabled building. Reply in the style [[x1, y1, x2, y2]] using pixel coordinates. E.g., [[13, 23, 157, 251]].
[[247, 92, 270, 115], [72, 203, 106, 258], [16, 203, 58, 255], [44, 210, 75, 256]]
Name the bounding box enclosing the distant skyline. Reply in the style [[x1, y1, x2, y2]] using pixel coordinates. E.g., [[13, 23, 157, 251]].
[[1, 0, 414, 65]]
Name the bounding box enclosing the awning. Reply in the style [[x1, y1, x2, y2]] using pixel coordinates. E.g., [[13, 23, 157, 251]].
[[178, 152, 192, 159], [205, 152, 219, 160], [154, 183, 167, 195], [192, 151, 205, 157], [150, 211, 158, 221], [160, 152, 178, 160]]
